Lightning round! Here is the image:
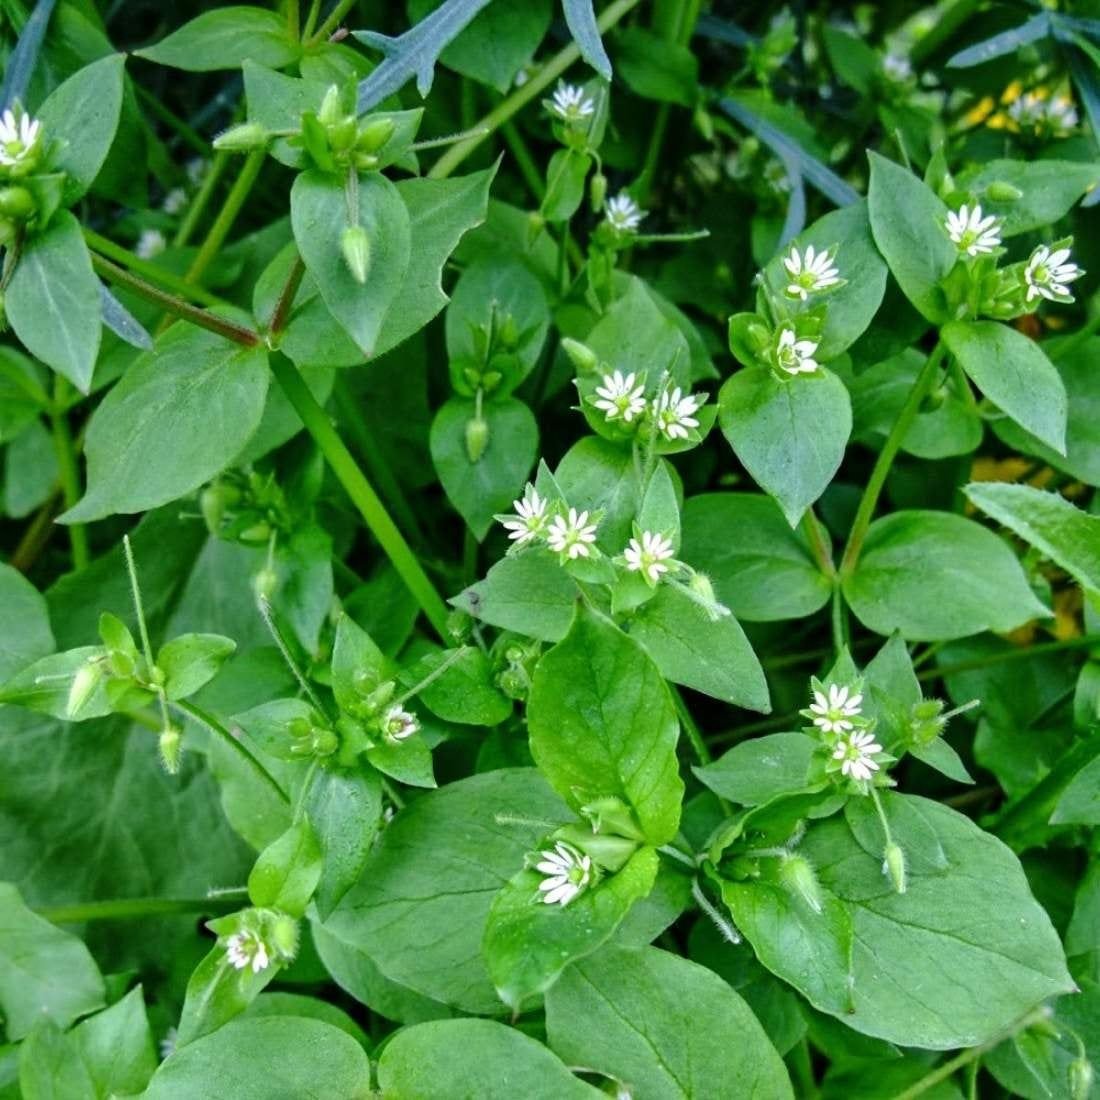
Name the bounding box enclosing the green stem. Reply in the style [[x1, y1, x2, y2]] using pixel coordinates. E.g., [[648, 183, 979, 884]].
[[174, 151, 231, 248], [427, 0, 643, 180], [286, 0, 300, 39], [499, 120, 546, 202], [90, 253, 261, 347], [839, 341, 945, 578], [175, 698, 290, 806], [919, 633, 1100, 680], [82, 228, 225, 307], [893, 1007, 1050, 1100], [134, 85, 209, 157], [308, 0, 357, 45], [801, 507, 835, 578], [269, 356, 451, 640], [36, 895, 238, 925], [830, 584, 848, 656], [49, 377, 88, 569], [268, 254, 306, 335]]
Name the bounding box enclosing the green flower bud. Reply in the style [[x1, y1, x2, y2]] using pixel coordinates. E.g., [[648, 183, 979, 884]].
[[497, 666, 529, 700], [580, 796, 645, 841], [589, 171, 608, 213], [67, 659, 104, 719], [496, 313, 519, 349], [0, 220, 15, 248], [465, 414, 489, 463], [446, 607, 473, 643], [0, 186, 34, 219], [252, 567, 278, 602], [317, 85, 343, 127], [779, 854, 823, 913], [212, 122, 269, 152], [360, 678, 396, 712], [238, 521, 272, 544], [480, 369, 503, 393], [882, 842, 907, 894], [561, 337, 599, 374], [159, 726, 182, 775], [268, 913, 300, 961], [327, 115, 358, 152], [462, 365, 482, 390], [907, 698, 946, 747], [340, 224, 371, 285], [984, 180, 1024, 202], [357, 116, 397, 153], [1069, 1055, 1094, 1100]]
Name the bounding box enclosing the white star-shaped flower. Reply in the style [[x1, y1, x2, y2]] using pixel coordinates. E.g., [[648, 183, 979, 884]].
[[547, 507, 598, 559], [0, 108, 41, 169], [162, 187, 187, 214], [1009, 93, 1078, 137], [593, 370, 646, 422], [882, 52, 913, 82], [783, 244, 841, 301], [135, 228, 166, 259], [500, 488, 549, 545], [809, 683, 864, 734], [945, 204, 1002, 257], [382, 704, 419, 742], [652, 387, 705, 440], [1024, 244, 1082, 303], [604, 192, 645, 233], [226, 929, 270, 974], [549, 82, 595, 123], [1042, 97, 1078, 136], [775, 326, 819, 375], [832, 729, 883, 782], [623, 531, 676, 585], [535, 841, 593, 906]]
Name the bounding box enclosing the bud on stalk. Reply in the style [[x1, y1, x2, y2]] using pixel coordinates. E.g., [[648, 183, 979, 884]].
[[341, 225, 371, 285], [212, 122, 269, 152]]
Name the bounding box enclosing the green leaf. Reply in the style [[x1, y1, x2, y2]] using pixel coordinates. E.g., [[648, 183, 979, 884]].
[[176, 942, 276, 1048], [546, 945, 795, 1099], [145, 1017, 371, 1098], [867, 151, 955, 323], [957, 159, 1100, 236], [157, 633, 237, 701], [451, 550, 578, 642], [376, 1018, 599, 1098], [430, 395, 538, 539], [627, 583, 771, 711], [37, 54, 125, 203], [553, 438, 642, 552], [0, 882, 104, 1041], [1052, 755, 1100, 825], [18, 1019, 94, 1100], [4, 419, 57, 519], [320, 769, 570, 1014], [718, 366, 852, 527], [6, 212, 100, 393], [946, 13, 1051, 67], [135, 7, 301, 72], [61, 324, 269, 522], [400, 647, 512, 726], [290, 170, 411, 357], [541, 148, 592, 223], [0, 564, 54, 683], [618, 26, 698, 106], [843, 511, 1050, 640], [408, 0, 551, 92], [331, 615, 388, 714], [527, 605, 683, 845], [562, 0, 612, 80], [248, 817, 324, 919], [483, 847, 658, 1012], [964, 481, 1100, 603], [696, 732, 821, 806], [681, 493, 832, 621], [70, 986, 157, 1099], [760, 200, 888, 359], [942, 321, 1067, 454]]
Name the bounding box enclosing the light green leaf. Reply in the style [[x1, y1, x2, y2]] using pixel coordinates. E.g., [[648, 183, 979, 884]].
[[718, 366, 852, 527], [71, 986, 157, 1099], [135, 7, 301, 72], [0, 564, 54, 683], [843, 511, 1050, 640], [541, 148, 591, 222], [61, 323, 269, 522], [400, 647, 512, 726], [942, 321, 1067, 455], [157, 633, 237, 701], [546, 945, 795, 1100], [696, 732, 820, 806], [527, 605, 683, 845], [248, 817, 323, 919], [6, 212, 100, 393]]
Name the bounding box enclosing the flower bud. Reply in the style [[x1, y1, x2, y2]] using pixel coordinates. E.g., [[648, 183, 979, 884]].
[[212, 122, 269, 152], [357, 116, 396, 153], [882, 842, 907, 894], [252, 567, 278, 602], [561, 337, 599, 374], [446, 608, 473, 643], [589, 171, 608, 212], [779, 854, 823, 913], [497, 666, 529, 700], [159, 726, 182, 774], [67, 659, 103, 719], [1070, 1055, 1094, 1100], [0, 186, 34, 219], [984, 180, 1023, 202], [268, 913, 300, 961], [340, 225, 371, 285], [327, 115, 358, 152], [465, 414, 489, 463], [360, 678, 396, 712], [907, 698, 946, 747], [317, 85, 343, 127]]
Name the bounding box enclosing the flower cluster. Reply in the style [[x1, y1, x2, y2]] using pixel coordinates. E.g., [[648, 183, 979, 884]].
[[1008, 91, 1077, 138], [801, 680, 886, 787], [587, 369, 708, 443], [499, 487, 599, 561]]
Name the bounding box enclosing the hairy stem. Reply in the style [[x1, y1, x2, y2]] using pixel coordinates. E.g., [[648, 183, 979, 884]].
[[36, 895, 239, 925], [49, 377, 88, 569]]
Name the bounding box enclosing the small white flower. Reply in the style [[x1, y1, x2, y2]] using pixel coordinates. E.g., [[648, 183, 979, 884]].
[[549, 82, 595, 123], [535, 840, 593, 906], [945, 204, 1002, 257], [162, 187, 187, 214], [1024, 244, 1083, 303], [547, 507, 598, 559], [383, 704, 419, 742], [1042, 96, 1078, 136], [226, 928, 270, 974], [783, 244, 841, 300], [652, 387, 705, 440], [809, 683, 864, 734], [0, 108, 41, 168], [832, 729, 883, 782], [159, 1027, 178, 1061], [185, 157, 207, 186], [1009, 92, 1078, 137], [775, 326, 819, 376], [604, 192, 645, 233], [593, 370, 646, 423], [623, 530, 676, 584], [135, 228, 166, 259], [501, 488, 549, 545], [882, 52, 913, 82]]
